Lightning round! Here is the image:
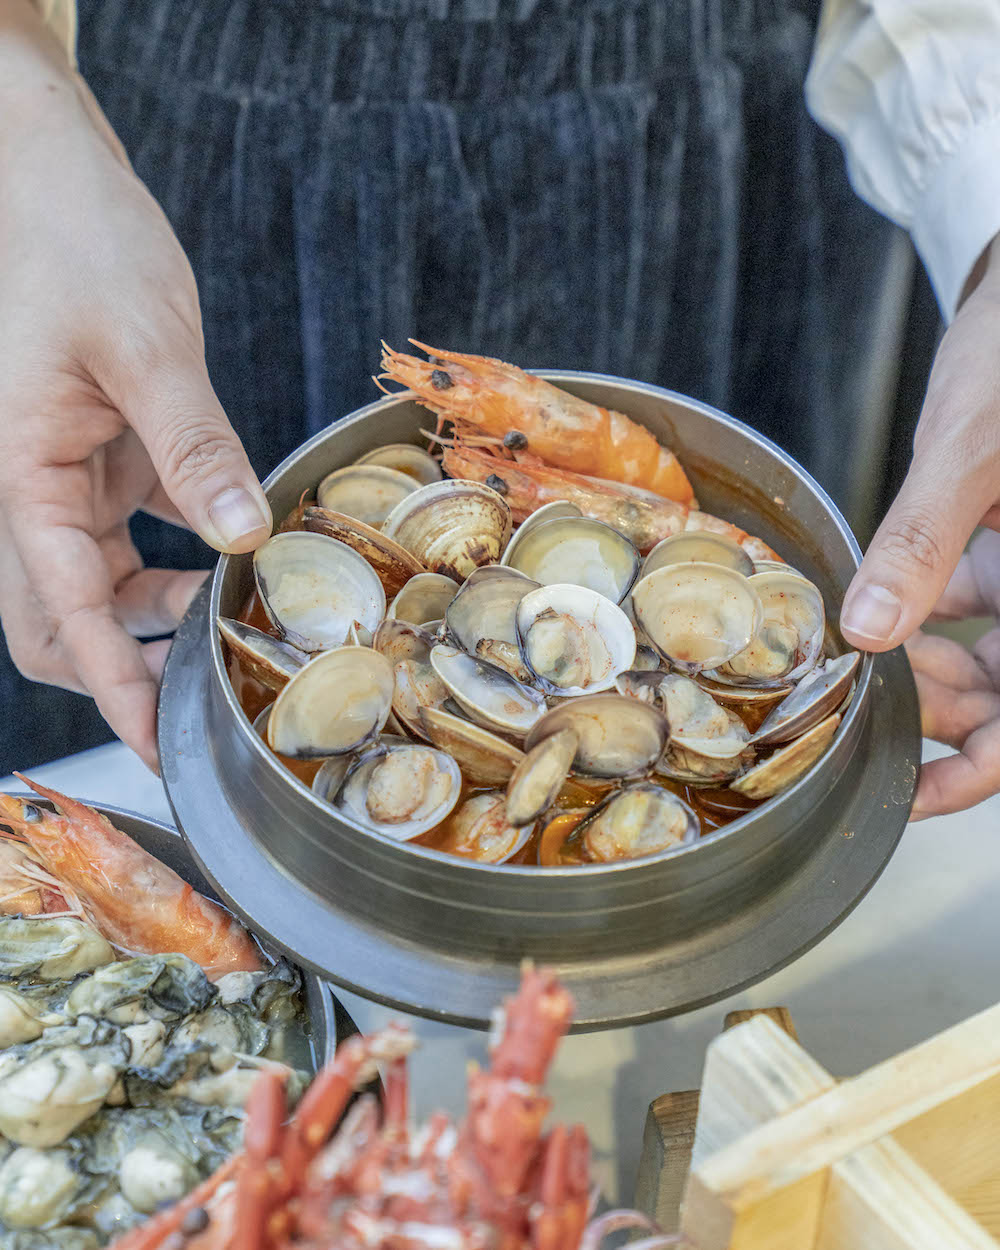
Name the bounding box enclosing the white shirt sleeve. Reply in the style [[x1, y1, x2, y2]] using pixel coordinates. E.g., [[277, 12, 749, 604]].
[[806, 0, 1000, 321]]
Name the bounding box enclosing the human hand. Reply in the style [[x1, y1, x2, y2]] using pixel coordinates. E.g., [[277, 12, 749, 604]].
[[0, 5, 272, 771], [839, 236, 1000, 818]]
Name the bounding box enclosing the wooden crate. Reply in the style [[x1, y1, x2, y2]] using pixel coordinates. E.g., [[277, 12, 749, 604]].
[[636, 1003, 1000, 1249]]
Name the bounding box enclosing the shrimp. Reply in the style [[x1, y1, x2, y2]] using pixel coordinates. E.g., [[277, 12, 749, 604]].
[[0, 777, 262, 978], [441, 441, 783, 562], [380, 341, 697, 506]]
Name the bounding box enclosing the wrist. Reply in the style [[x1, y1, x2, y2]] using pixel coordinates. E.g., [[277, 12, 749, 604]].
[[0, 0, 81, 130]]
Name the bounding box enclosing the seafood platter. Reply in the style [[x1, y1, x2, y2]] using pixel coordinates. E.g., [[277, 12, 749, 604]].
[[0, 780, 346, 1249], [159, 344, 921, 1028]]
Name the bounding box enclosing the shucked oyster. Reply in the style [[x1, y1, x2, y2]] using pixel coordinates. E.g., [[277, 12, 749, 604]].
[[0, 916, 113, 982]]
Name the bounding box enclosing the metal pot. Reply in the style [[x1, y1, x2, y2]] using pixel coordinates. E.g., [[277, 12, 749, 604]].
[[159, 373, 920, 1030]]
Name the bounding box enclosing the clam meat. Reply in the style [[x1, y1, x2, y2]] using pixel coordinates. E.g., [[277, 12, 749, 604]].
[[337, 742, 462, 840], [516, 585, 636, 696], [436, 793, 533, 863], [575, 784, 699, 862]]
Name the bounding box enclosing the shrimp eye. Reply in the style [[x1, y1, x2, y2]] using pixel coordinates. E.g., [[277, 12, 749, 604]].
[[503, 430, 528, 450], [21, 804, 41, 823], [430, 369, 453, 390], [485, 474, 509, 496]]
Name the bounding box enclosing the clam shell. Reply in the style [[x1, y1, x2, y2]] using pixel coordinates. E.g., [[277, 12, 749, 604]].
[[253, 531, 386, 653], [302, 506, 426, 597], [337, 742, 462, 840], [474, 639, 534, 684], [516, 585, 636, 696], [501, 501, 583, 566], [354, 443, 443, 485], [436, 792, 534, 863], [446, 567, 540, 656], [632, 645, 663, 672], [389, 573, 461, 627], [695, 674, 792, 709], [655, 743, 754, 786], [430, 645, 546, 738], [218, 619, 307, 692], [719, 571, 825, 686], [752, 652, 860, 746], [657, 673, 751, 759], [317, 464, 417, 526], [266, 647, 394, 758], [641, 531, 754, 580], [374, 620, 447, 739], [576, 783, 699, 862], [505, 728, 579, 826], [631, 563, 762, 674], [348, 621, 374, 647], [524, 694, 668, 778], [418, 706, 525, 785], [311, 755, 353, 804], [382, 479, 512, 581], [731, 712, 841, 799], [502, 516, 639, 603]]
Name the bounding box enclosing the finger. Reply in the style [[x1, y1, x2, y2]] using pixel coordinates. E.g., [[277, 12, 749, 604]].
[[141, 483, 191, 529], [973, 625, 1000, 687], [904, 631, 993, 692], [114, 568, 209, 637], [913, 669, 1000, 748], [911, 718, 1000, 819], [141, 638, 173, 683], [92, 327, 272, 554]]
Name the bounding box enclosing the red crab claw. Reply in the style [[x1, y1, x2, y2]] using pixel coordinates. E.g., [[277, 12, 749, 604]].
[[106, 1155, 241, 1250], [233, 1067, 289, 1250]]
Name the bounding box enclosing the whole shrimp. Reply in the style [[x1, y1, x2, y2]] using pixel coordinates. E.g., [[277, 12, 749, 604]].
[[0, 776, 262, 977], [380, 341, 697, 506]]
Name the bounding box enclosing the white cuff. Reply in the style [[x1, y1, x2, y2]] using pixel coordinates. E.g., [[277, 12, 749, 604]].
[[910, 114, 1000, 321]]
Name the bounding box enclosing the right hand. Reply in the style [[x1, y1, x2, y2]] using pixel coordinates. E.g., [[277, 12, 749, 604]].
[[0, 7, 272, 771]]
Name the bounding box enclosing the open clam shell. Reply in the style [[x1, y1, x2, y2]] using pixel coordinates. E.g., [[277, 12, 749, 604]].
[[732, 712, 841, 799], [658, 673, 751, 759], [353, 443, 443, 485], [631, 563, 762, 674], [502, 516, 639, 603], [435, 793, 534, 864], [505, 728, 579, 826], [374, 620, 447, 739], [501, 501, 583, 567], [382, 479, 512, 582], [337, 741, 462, 840], [752, 651, 860, 747], [576, 783, 699, 862], [218, 619, 308, 692], [430, 644, 546, 738], [317, 464, 417, 527], [388, 573, 461, 627], [524, 694, 668, 778], [302, 506, 426, 597], [641, 531, 754, 580], [418, 706, 525, 785], [474, 639, 534, 684], [266, 647, 394, 758], [694, 674, 792, 709], [253, 531, 386, 653], [310, 755, 353, 804], [655, 743, 754, 786], [445, 566, 540, 655], [717, 570, 825, 686], [516, 585, 636, 697]]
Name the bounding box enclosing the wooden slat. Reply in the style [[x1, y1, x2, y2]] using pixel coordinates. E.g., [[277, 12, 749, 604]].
[[724, 1007, 799, 1040]]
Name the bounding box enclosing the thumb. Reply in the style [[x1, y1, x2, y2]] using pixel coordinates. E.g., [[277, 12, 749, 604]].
[[841, 457, 985, 652], [99, 332, 273, 553]]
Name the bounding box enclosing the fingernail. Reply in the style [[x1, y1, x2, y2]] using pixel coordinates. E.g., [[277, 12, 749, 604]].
[[207, 487, 269, 548], [841, 584, 902, 643]]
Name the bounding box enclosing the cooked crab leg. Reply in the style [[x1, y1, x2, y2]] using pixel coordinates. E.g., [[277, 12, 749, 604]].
[[380, 341, 697, 506]]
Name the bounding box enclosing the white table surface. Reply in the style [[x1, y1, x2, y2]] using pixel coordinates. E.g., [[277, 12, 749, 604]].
[[4, 739, 996, 1202]]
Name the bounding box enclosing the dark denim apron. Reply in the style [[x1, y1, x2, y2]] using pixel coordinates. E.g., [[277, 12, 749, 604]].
[[0, 0, 898, 772]]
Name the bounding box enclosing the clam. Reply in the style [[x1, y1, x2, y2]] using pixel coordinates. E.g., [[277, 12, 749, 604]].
[[418, 706, 526, 785], [695, 674, 792, 709], [430, 644, 546, 737], [502, 516, 639, 603], [382, 479, 512, 581], [435, 793, 534, 863], [337, 742, 462, 840], [715, 571, 824, 686], [632, 645, 662, 672], [218, 619, 307, 692], [516, 585, 636, 696], [311, 755, 353, 804], [501, 500, 583, 565], [252, 705, 272, 738], [474, 639, 534, 684], [653, 673, 751, 759], [374, 620, 448, 739], [752, 651, 860, 746], [524, 694, 668, 778], [302, 506, 426, 597], [575, 784, 699, 862], [631, 563, 762, 674], [348, 620, 374, 647], [253, 531, 386, 653], [505, 728, 579, 826], [316, 464, 417, 526], [656, 743, 754, 786], [641, 531, 754, 580], [354, 443, 443, 485], [389, 573, 461, 626], [732, 712, 841, 799], [754, 558, 804, 577], [446, 566, 539, 654], [266, 647, 394, 758]]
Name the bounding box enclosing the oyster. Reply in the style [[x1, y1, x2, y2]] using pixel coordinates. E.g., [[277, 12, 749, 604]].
[[502, 516, 639, 603], [715, 570, 824, 686], [641, 531, 754, 580], [382, 479, 512, 581], [316, 464, 417, 527], [353, 443, 443, 485], [267, 647, 395, 758], [505, 728, 579, 826], [0, 1146, 91, 1230], [436, 793, 533, 864], [524, 695, 668, 778], [732, 713, 841, 799], [0, 917, 113, 982], [301, 506, 427, 597], [65, 955, 215, 1024], [253, 531, 386, 653], [576, 784, 699, 862], [516, 584, 635, 696], [337, 742, 462, 840], [0, 988, 60, 1049], [752, 651, 860, 746], [418, 707, 526, 786], [631, 563, 762, 673], [218, 619, 307, 692], [430, 645, 546, 737], [388, 572, 461, 627]]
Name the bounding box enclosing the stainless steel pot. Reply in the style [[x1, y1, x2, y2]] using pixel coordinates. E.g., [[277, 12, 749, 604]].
[[159, 373, 921, 1030]]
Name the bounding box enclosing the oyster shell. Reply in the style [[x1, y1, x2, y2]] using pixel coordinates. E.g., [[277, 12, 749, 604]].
[[337, 742, 462, 840], [302, 506, 426, 597], [516, 584, 636, 696], [316, 464, 417, 526], [354, 442, 443, 485], [253, 531, 386, 653], [382, 479, 512, 581], [576, 784, 699, 862], [752, 651, 860, 746], [641, 531, 754, 580], [430, 644, 546, 737], [502, 516, 639, 603], [524, 694, 668, 778], [418, 707, 525, 785], [505, 728, 579, 826], [266, 647, 394, 758], [435, 793, 533, 863], [732, 712, 841, 799], [218, 619, 307, 693]]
